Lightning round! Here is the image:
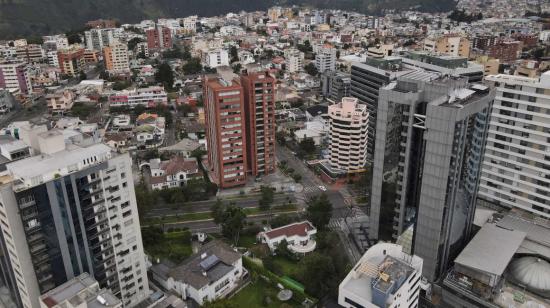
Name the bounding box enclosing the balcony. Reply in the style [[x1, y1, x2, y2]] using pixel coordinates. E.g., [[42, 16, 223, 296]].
[[18, 198, 36, 210], [288, 240, 316, 254]]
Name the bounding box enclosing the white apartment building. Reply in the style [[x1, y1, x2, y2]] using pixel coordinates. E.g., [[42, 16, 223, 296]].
[[84, 28, 116, 51], [328, 97, 369, 172], [182, 16, 198, 33], [285, 48, 304, 73], [109, 86, 168, 108], [43, 35, 69, 50], [479, 72, 550, 218], [0, 60, 32, 95], [203, 49, 229, 68], [46, 51, 60, 67], [315, 44, 336, 73], [0, 128, 149, 308], [338, 243, 423, 308], [136, 42, 149, 57]]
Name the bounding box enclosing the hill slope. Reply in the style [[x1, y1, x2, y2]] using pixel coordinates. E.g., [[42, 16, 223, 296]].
[[0, 0, 455, 39]]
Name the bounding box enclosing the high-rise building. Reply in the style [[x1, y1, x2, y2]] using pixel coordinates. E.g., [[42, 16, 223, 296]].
[[350, 52, 485, 160], [322, 71, 351, 102], [0, 129, 149, 307], [284, 48, 304, 73], [487, 40, 521, 63], [57, 46, 85, 77], [369, 72, 494, 281], [103, 42, 129, 73], [203, 75, 247, 188], [315, 44, 336, 73], [478, 72, 550, 218], [15, 44, 44, 63], [146, 26, 172, 50], [84, 28, 116, 51], [241, 71, 276, 177], [0, 60, 32, 95], [328, 97, 368, 172], [350, 57, 410, 160]]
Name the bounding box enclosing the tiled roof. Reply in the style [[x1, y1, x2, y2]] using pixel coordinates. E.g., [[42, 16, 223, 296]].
[[264, 221, 315, 240], [160, 156, 198, 176]]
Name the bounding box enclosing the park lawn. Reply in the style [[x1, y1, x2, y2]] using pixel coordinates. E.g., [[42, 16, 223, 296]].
[[145, 231, 193, 263], [227, 278, 300, 308], [272, 256, 302, 281], [237, 234, 258, 248]]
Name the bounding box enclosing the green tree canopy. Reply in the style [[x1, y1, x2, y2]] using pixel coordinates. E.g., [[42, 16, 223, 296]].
[[306, 193, 333, 231]]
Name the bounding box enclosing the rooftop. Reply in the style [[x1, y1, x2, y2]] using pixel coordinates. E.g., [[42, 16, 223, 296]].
[[263, 221, 316, 240], [454, 224, 526, 276]]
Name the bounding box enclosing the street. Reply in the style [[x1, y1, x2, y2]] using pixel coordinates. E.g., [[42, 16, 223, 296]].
[[144, 193, 296, 219], [275, 145, 350, 218]]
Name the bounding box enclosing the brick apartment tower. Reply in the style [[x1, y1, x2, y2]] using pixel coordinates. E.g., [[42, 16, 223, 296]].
[[203, 75, 248, 188], [241, 71, 277, 177], [146, 26, 173, 50]]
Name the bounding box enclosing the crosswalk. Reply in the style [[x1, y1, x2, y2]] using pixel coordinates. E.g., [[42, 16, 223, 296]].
[[328, 218, 344, 230]]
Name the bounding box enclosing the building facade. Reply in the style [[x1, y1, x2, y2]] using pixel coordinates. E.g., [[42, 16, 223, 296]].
[[369, 73, 494, 282], [108, 86, 168, 108], [322, 71, 351, 102], [57, 47, 85, 77], [241, 71, 276, 177], [315, 44, 336, 73], [203, 75, 247, 188], [478, 72, 550, 218], [103, 42, 129, 73], [84, 28, 116, 51], [0, 61, 32, 95], [285, 49, 304, 73], [338, 243, 423, 308], [0, 131, 149, 308], [146, 26, 172, 50], [328, 97, 368, 172]]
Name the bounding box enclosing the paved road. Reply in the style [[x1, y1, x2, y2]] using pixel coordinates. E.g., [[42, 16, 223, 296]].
[[275, 146, 348, 218], [155, 210, 300, 233], [144, 193, 295, 218]]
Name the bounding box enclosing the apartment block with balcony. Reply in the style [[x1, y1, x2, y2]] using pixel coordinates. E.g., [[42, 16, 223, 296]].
[[203, 75, 247, 188], [103, 42, 129, 74], [328, 97, 368, 172], [0, 129, 149, 308], [479, 72, 550, 218], [57, 46, 85, 77], [241, 71, 276, 177], [0, 60, 32, 95]]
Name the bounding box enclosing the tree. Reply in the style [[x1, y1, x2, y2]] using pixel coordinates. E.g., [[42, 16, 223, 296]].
[[211, 199, 225, 224], [128, 37, 143, 51], [300, 252, 336, 298], [229, 45, 239, 63], [79, 71, 87, 81], [232, 63, 242, 74], [270, 214, 293, 228], [162, 46, 184, 59], [220, 205, 247, 245], [259, 185, 275, 210], [304, 62, 318, 76], [66, 31, 82, 44], [141, 227, 164, 248], [275, 239, 294, 259], [276, 131, 287, 145], [299, 137, 316, 156], [182, 58, 203, 75], [155, 62, 174, 90], [306, 194, 333, 231]]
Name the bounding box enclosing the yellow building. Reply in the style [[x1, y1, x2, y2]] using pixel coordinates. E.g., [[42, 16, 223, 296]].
[[424, 35, 470, 58], [476, 56, 500, 76], [103, 41, 129, 73]]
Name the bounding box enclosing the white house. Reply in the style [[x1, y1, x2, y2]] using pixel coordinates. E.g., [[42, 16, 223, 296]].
[[149, 156, 201, 190], [151, 240, 246, 306], [338, 243, 423, 308], [258, 221, 317, 254], [203, 49, 229, 68]]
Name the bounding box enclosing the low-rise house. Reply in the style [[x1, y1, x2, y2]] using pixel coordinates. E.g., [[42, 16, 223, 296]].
[[150, 240, 246, 306], [258, 221, 317, 254], [113, 114, 132, 128], [46, 90, 75, 114], [149, 156, 201, 189], [104, 132, 132, 150]]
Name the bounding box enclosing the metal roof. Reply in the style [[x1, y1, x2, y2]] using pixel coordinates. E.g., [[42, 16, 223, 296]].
[[454, 224, 526, 276]]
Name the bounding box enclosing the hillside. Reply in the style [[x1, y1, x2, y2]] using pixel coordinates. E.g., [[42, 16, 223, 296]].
[[0, 0, 456, 39]]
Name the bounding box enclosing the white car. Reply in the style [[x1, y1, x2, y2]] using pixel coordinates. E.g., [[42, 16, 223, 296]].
[[318, 185, 327, 191]]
